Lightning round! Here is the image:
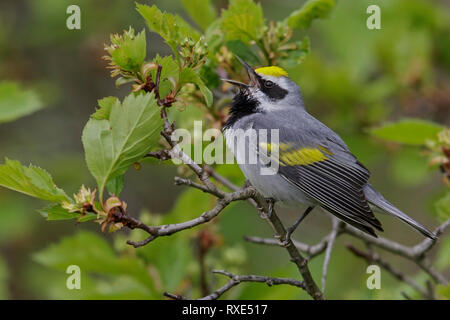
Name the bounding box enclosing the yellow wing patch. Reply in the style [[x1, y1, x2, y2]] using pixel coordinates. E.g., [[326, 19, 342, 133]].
[[280, 147, 328, 166], [255, 66, 288, 78], [259, 143, 331, 166], [259, 142, 290, 152]]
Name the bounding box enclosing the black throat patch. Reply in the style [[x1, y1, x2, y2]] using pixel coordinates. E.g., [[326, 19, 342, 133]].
[[223, 90, 260, 130]]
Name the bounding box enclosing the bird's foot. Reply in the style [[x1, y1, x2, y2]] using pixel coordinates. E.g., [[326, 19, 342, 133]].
[[279, 206, 314, 247], [279, 226, 295, 247]]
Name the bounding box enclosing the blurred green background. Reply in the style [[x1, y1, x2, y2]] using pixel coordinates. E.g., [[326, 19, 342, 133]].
[[0, 0, 448, 299]]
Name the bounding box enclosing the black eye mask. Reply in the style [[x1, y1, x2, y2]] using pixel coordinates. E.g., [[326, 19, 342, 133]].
[[258, 78, 288, 101]]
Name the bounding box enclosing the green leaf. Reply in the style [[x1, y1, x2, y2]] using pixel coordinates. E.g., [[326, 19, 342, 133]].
[[82, 92, 163, 200], [38, 203, 96, 222], [179, 68, 213, 107], [279, 37, 310, 68], [109, 28, 146, 73], [154, 55, 180, 79], [369, 119, 444, 145], [199, 61, 221, 89], [435, 191, 450, 222], [33, 231, 155, 291], [181, 0, 217, 31], [92, 96, 119, 120], [221, 0, 264, 42], [225, 40, 260, 65], [199, 85, 213, 108], [39, 204, 79, 221], [0, 158, 69, 202], [0, 81, 43, 123], [78, 213, 98, 222], [204, 19, 224, 53], [153, 55, 180, 98], [106, 175, 124, 196], [137, 4, 200, 55], [286, 0, 336, 30]]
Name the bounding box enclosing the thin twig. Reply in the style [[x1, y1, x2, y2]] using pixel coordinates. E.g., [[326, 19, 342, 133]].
[[244, 230, 342, 259], [198, 270, 306, 300], [165, 269, 306, 300], [163, 292, 187, 300], [125, 187, 256, 247], [343, 222, 449, 285], [245, 219, 449, 291], [249, 192, 325, 299], [198, 173, 325, 299], [174, 176, 225, 198], [321, 218, 341, 292]]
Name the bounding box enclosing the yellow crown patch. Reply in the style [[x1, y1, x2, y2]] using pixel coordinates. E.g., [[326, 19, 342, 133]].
[[255, 66, 288, 77]]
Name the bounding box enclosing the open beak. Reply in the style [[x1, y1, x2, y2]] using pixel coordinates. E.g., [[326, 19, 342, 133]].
[[235, 55, 259, 86], [221, 56, 260, 89], [221, 79, 249, 89]]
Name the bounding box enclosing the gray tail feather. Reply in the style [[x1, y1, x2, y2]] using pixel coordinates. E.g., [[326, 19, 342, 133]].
[[364, 184, 437, 240]]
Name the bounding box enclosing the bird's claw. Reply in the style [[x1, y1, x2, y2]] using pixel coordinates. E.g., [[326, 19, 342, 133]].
[[279, 226, 294, 247]]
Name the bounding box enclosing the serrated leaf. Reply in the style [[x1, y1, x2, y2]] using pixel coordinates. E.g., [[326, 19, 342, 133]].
[[152, 55, 180, 98], [286, 0, 336, 30], [109, 28, 146, 72], [181, 0, 217, 31], [82, 93, 163, 200], [0, 158, 69, 202], [221, 0, 264, 43], [137, 4, 200, 55], [0, 81, 43, 123], [179, 68, 213, 107], [370, 119, 444, 145], [92, 96, 119, 120], [154, 55, 180, 80]]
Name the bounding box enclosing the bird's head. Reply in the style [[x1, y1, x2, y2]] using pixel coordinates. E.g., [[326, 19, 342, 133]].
[[222, 57, 304, 114]]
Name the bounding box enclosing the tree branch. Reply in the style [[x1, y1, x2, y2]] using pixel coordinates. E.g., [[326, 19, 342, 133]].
[[322, 218, 341, 292], [164, 269, 306, 300], [244, 219, 450, 294], [124, 186, 256, 247], [244, 229, 342, 259], [246, 191, 324, 299]]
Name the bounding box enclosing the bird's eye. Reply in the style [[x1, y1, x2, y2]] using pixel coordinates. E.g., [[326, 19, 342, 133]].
[[264, 80, 274, 88]]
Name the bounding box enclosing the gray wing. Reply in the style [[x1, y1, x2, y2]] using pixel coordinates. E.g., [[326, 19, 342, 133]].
[[253, 110, 383, 237]]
